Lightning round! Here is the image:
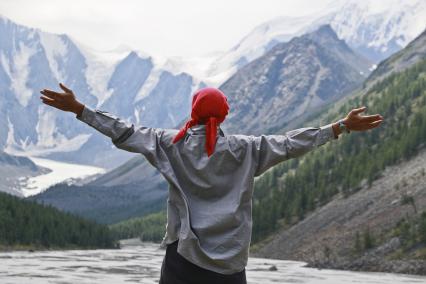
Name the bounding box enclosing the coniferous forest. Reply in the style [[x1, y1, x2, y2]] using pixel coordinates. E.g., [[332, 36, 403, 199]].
[[109, 211, 166, 242], [0, 191, 117, 250]]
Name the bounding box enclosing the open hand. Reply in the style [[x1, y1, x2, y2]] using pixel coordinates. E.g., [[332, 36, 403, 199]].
[[342, 106, 383, 131], [40, 83, 84, 115]]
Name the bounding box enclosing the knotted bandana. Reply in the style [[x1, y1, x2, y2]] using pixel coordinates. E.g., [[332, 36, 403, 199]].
[[172, 87, 230, 157]]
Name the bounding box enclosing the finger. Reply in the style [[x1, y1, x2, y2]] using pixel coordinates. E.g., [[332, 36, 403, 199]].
[[59, 83, 72, 93], [360, 120, 383, 130], [368, 120, 383, 128], [40, 89, 60, 99], [41, 89, 61, 95], [350, 106, 367, 115], [40, 95, 55, 102], [41, 98, 56, 107], [359, 114, 383, 122]]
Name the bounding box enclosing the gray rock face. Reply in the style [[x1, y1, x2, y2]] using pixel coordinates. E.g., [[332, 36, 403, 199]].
[[0, 151, 38, 170], [134, 71, 194, 128], [252, 146, 426, 275], [101, 51, 154, 118], [220, 25, 370, 135]]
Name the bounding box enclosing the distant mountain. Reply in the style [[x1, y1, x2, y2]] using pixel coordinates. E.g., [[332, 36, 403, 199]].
[[32, 25, 371, 224], [0, 15, 204, 170], [207, 0, 426, 83], [0, 151, 50, 197], [219, 24, 371, 135]]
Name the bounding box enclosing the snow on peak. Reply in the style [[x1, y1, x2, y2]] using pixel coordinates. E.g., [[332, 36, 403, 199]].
[[206, 0, 426, 83], [0, 42, 37, 107], [133, 67, 162, 103], [133, 53, 218, 103], [205, 13, 322, 82], [76, 42, 130, 108], [39, 32, 68, 83], [328, 0, 426, 52]]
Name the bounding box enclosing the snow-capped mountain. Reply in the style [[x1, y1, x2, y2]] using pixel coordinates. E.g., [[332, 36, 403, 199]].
[[0, 15, 204, 170], [206, 0, 426, 83]]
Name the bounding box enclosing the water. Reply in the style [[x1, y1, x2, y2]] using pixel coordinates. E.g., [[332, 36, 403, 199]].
[[0, 242, 424, 284]]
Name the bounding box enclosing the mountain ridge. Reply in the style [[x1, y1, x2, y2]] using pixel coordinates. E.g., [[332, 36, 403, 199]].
[[219, 24, 370, 135]]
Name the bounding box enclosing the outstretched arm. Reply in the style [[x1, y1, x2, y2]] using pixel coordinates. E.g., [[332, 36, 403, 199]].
[[39, 83, 165, 166], [253, 106, 383, 176]]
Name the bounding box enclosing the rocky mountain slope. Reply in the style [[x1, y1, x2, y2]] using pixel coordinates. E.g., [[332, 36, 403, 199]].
[[253, 141, 426, 275], [220, 25, 370, 135], [250, 31, 426, 275]]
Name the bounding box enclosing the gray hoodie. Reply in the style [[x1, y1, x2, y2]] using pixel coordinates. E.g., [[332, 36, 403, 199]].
[[76, 105, 337, 274]]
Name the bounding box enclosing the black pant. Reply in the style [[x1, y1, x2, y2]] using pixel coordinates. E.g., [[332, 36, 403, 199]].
[[159, 240, 247, 284]]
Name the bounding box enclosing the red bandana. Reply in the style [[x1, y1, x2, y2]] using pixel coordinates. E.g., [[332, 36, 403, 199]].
[[172, 87, 230, 157]]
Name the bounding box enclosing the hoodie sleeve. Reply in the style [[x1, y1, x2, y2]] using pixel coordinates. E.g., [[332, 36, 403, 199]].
[[76, 104, 166, 167], [252, 124, 337, 177]]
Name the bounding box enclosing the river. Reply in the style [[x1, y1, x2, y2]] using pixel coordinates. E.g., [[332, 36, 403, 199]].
[[0, 242, 425, 284]]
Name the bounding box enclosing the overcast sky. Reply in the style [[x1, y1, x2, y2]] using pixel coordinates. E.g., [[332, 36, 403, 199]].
[[0, 0, 336, 57]]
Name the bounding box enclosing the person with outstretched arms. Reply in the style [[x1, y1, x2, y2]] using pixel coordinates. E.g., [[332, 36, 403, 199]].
[[40, 83, 383, 284]]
